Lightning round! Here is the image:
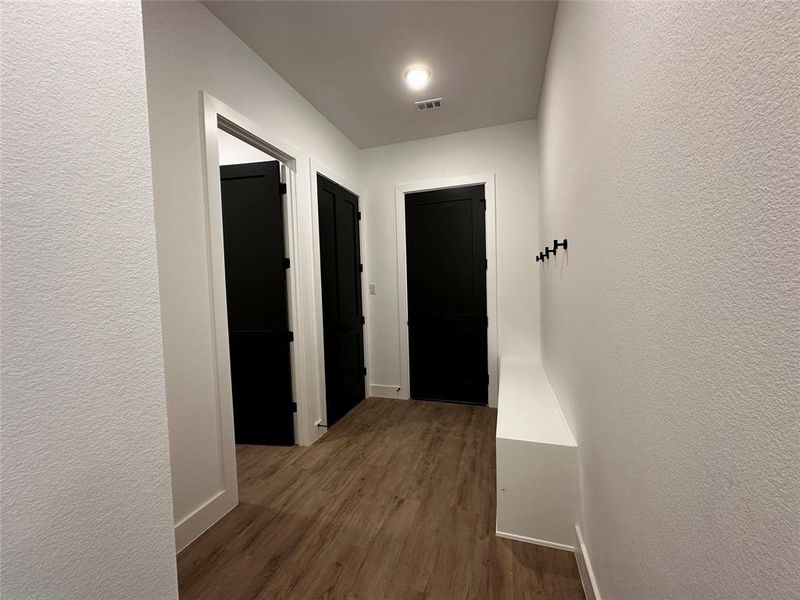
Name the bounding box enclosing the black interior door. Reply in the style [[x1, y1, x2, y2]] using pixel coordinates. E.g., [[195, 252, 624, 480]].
[[405, 184, 488, 405], [317, 174, 365, 426], [220, 161, 294, 446]]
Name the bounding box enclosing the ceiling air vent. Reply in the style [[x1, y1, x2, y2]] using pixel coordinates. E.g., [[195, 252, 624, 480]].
[[415, 97, 443, 112]]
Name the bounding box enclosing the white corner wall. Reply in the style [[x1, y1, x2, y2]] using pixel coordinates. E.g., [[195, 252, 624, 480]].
[[218, 129, 276, 165], [361, 121, 541, 395], [141, 0, 362, 551], [1, 2, 178, 598], [538, 2, 800, 599]]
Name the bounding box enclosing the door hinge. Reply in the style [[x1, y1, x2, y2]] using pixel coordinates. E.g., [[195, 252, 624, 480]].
[[362, 367, 367, 376], [485, 258, 488, 270], [282, 257, 291, 269], [279, 182, 287, 195], [290, 401, 298, 413], [359, 263, 364, 273], [357, 210, 362, 221], [288, 331, 294, 342], [485, 315, 489, 327], [481, 198, 486, 210], [485, 373, 490, 385], [360, 315, 365, 325]]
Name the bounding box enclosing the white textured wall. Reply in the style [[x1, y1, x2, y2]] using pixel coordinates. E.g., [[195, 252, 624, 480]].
[[538, 2, 800, 599], [142, 0, 361, 546], [360, 121, 541, 390], [1, 2, 178, 599]]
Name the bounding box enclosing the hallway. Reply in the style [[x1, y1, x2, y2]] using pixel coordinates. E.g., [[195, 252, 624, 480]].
[[3, 2, 798, 599], [177, 398, 584, 600]]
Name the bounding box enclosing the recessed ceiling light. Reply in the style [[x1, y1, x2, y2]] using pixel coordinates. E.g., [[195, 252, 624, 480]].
[[404, 65, 431, 91]]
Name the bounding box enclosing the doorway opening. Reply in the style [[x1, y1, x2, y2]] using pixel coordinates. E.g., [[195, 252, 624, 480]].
[[394, 174, 499, 407], [177, 92, 316, 552], [218, 130, 295, 445], [315, 174, 366, 427], [405, 184, 488, 405]]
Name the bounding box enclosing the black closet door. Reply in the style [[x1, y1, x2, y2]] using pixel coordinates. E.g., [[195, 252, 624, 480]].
[[317, 174, 365, 426], [220, 161, 294, 446], [405, 185, 488, 405]]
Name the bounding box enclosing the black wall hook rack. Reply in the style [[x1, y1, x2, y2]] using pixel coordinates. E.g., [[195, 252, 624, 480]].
[[536, 239, 568, 263]]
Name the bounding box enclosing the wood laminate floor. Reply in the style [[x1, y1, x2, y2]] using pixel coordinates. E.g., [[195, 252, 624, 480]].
[[177, 398, 585, 600]]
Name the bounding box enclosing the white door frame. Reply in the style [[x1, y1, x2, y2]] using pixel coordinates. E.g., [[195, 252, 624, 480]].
[[394, 173, 499, 407], [309, 159, 370, 430], [181, 92, 315, 551]]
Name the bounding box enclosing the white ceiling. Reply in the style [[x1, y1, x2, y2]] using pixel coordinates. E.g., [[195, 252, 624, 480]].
[[201, 1, 557, 149]]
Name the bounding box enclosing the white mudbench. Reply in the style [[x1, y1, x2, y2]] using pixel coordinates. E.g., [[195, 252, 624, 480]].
[[495, 358, 578, 550]]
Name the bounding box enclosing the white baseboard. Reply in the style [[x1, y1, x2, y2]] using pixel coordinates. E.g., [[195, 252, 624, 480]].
[[496, 529, 575, 552], [311, 418, 329, 443], [574, 524, 601, 600], [369, 384, 405, 399], [174, 488, 237, 553]]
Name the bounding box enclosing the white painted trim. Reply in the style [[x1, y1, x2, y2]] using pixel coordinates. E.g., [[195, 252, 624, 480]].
[[174, 490, 234, 553], [309, 159, 370, 433], [369, 384, 404, 399], [187, 92, 317, 552], [575, 524, 601, 600], [394, 173, 499, 406], [308, 161, 329, 435], [495, 530, 575, 552]]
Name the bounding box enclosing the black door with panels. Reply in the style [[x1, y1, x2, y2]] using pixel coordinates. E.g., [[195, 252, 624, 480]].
[[220, 161, 294, 446], [405, 184, 488, 405], [317, 174, 366, 427]]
